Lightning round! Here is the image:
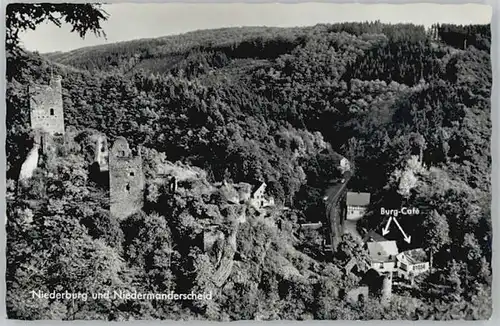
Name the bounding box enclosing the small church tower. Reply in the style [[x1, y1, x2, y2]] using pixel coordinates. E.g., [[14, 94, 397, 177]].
[[29, 75, 65, 136], [109, 137, 144, 220]]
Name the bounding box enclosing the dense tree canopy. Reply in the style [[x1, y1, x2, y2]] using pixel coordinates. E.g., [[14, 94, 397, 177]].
[[6, 3, 108, 55]]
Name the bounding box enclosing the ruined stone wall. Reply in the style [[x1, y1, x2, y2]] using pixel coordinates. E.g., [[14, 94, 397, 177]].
[[39, 132, 63, 158], [346, 286, 369, 304], [29, 76, 65, 135], [109, 137, 144, 219], [94, 134, 109, 172]]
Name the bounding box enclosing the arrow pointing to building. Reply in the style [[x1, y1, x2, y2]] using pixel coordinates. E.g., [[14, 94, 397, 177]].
[[382, 216, 392, 236], [392, 217, 412, 244]]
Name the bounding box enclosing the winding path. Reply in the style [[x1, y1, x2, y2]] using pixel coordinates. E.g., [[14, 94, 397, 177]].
[[324, 171, 352, 252]]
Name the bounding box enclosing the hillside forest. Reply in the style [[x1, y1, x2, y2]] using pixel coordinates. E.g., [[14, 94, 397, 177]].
[[5, 20, 492, 320]]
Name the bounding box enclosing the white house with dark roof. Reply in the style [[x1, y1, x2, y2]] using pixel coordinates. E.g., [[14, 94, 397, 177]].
[[363, 230, 389, 243], [365, 240, 399, 274], [396, 248, 429, 279], [346, 192, 371, 221], [249, 182, 275, 210], [362, 230, 430, 282]]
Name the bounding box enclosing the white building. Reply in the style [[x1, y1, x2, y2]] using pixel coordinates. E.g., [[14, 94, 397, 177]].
[[363, 231, 430, 282], [365, 240, 399, 274], [249, 182, 275, 209], [396, 248, 430, 279], [346, 192, 371, 221], [339, 157, 351, 174]]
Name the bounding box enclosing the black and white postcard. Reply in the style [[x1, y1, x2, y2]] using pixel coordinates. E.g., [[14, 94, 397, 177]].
[[4, 1, 493, 321]]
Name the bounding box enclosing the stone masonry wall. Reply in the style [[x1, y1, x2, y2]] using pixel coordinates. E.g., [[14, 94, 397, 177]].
[[95, 134, 109, 172], [29, 76, 65, 135], [109, 137, 144, 219]]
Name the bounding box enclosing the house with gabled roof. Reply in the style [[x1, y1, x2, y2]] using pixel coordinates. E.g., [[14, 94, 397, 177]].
[[396, 248, 429, 280], [249, 181, 275, 210], [365, 240, 399, 274], [363, 230, 389, 243], [362, 230, 429, 282], [346, 192, 371, 221]]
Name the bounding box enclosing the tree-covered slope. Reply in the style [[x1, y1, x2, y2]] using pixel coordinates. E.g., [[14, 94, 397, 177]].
[[6, 21, 492, 320]]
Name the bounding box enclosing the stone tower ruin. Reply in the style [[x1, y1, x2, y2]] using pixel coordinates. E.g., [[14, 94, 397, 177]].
[[109, 137, 144, 219], [29, 75, 65, 136], [381, 273, 393, 305], [94, 134, 109, 172]]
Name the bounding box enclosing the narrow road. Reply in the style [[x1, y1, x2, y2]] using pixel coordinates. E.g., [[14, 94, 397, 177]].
[[324, 171, 352, 251]]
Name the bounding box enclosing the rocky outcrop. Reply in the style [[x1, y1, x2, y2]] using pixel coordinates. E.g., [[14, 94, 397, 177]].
[[212, 208, 246, 287], [19, 144, 40, 181]]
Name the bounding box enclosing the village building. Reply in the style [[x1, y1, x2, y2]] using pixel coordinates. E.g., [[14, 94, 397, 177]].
[[336, 222, 430, 308], [346, 192, 371, 221], [363, 229, 389, 243], [365, 239, 399, 274], [362, 230, 430, 283], [249, 182, 275, 209], [396, 248, 430, 280]]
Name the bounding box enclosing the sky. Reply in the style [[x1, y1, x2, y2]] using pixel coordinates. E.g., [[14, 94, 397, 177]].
[[18, 3, 492, 53]]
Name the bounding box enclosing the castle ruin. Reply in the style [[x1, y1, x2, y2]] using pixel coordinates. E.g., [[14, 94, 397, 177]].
[[109, 137, 144, 219], [29, 75, 65, 136], [94, 134, 109, 172], [19, 76, 65, 182], [381, 273, 393, 305]]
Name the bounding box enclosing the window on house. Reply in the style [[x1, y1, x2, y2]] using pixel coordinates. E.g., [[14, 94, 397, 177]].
[[414, 264, 425, 271], [50, 108, 54, 116], [120, 150, 125, 156], [130, 171, 135, 176], [126, 184, 130, 192]]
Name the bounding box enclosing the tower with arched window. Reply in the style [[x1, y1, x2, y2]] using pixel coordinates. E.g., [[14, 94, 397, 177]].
[[29, 75, 65, 135]]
